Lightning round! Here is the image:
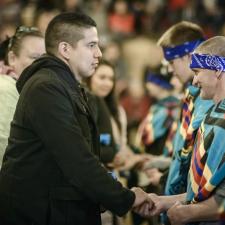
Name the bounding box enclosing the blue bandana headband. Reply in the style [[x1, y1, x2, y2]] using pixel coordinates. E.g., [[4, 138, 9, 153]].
[[146, 73, 173, 90], [190, 53, 225, 72], [163, 39, 204, 61]]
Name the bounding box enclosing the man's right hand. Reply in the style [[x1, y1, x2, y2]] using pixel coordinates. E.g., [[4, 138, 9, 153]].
[[131, 187, 154, 217]]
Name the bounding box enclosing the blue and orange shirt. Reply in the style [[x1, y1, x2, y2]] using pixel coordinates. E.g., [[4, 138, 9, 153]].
[[187, 100, 225, 203], [165, 84, 214, 195], [136, 95, 180, 155]]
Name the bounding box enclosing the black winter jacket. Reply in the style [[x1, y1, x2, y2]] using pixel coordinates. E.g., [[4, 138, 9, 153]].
[[0, 55, 135, 225]]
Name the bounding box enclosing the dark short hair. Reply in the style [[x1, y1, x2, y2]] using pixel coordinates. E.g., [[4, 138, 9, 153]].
[[45, 12, 97, 55]]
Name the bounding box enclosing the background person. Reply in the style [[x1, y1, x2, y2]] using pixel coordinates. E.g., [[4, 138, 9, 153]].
[[0, 26, 45, 167]]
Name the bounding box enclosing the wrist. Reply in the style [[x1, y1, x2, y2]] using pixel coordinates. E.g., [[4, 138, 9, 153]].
[[180, 204, 191, 223], [159, 195, 175, 211]]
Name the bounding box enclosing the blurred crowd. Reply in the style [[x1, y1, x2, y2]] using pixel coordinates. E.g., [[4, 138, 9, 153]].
[[1, 0, 225, 133], [0, 1, 225, 225], [1, 0, 225, 40]]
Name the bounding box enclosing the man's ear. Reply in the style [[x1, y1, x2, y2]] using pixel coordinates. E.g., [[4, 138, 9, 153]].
[[58, 42, 71, 60], [7, 51, 16, 69]]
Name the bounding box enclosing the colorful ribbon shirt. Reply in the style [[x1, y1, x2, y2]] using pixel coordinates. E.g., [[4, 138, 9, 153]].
[[165, 84, 214, 195], [187, 100, 225, 204]]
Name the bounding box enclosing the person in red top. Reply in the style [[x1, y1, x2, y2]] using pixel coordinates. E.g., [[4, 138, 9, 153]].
[[108, 0, 135, 35]]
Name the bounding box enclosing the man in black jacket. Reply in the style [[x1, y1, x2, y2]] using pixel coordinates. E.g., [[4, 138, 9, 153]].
[[0, 12, 152, 225]]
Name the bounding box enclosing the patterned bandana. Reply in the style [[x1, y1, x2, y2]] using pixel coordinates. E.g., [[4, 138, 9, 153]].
[[190, 53, 225, 72], [163, 39, 204, 61]]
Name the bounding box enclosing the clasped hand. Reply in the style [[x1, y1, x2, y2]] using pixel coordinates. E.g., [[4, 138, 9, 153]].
[[131, 187, 155, 218], [131, 190, 166, 218]]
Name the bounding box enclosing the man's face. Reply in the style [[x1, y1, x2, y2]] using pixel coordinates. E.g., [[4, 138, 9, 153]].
[[68, 27, 102, 81], [168, 55, 193, 84], [192, 68, 217, 100]]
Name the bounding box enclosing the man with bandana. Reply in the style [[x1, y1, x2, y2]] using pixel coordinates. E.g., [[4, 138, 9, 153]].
[[169, 35, 225, 225], [140, 21, 214, 225], [135, 36, 225, 225]]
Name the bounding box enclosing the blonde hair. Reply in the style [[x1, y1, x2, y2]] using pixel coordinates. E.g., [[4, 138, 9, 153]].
[[195, 36, 225, 57], [157, 21, 204, 47]]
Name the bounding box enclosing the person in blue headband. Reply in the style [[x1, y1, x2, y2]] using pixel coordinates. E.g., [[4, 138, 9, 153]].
[[136, 68, 178, 154], [166, 35, 225, 225], [134, 66, 180, 225], [157, 21, 205, 85], [136, 36, 225, 225], [157, 21, 214, 199], [145, 72, 174, 91], [134, 21, 214, 225], [191, 49, 225, 101]]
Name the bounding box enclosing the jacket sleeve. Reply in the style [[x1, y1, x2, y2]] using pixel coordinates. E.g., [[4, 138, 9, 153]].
[[26, 79, 135, 216]]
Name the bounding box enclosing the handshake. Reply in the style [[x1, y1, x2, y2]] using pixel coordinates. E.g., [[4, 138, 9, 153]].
[[131, 187, 165, 218], [131, 188, 188, 225]]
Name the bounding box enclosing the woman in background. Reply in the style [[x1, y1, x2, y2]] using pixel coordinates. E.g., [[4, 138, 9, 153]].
[[87, 60, 144, 171], [86, 60, 145, 225], [0, 26, 45, 167]]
